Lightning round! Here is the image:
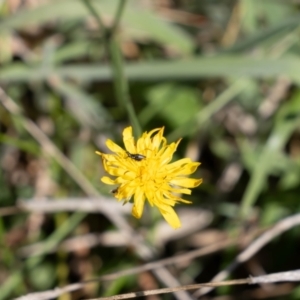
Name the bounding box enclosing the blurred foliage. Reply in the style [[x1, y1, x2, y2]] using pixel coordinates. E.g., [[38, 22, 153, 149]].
[[1, 0, 300, 299]]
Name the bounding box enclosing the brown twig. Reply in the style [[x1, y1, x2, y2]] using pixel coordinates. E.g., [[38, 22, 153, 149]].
[[0, 206, 22, 216], [87, 270, 300, 300], [16, 270, 299, 300], [13, 227, 264, 300], [258, 77, 291, 119], [18, 198, 131, 214], [193, 213, 300, 297], [18, 231, 129, 257], [0, 198, 131, 217]]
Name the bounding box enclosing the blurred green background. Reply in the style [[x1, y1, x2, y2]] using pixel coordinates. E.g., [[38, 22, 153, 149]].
[[1, 0, 300, 299]]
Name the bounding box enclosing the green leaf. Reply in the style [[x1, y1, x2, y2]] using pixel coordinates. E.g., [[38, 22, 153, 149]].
[[239, 91, 300, 218], [0, 134, 39, 154], [0, 0, 193, 54], [139, 83, 201, 127], [2, 56, 300, 83]]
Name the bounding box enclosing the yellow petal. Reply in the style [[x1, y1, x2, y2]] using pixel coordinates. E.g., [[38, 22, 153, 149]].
[[162, 193, 192, 204], [132, 188, 145, 219], [104, 166, 130, 177], [106, 139, 124, 154], [159, 140, 181, 165], [169, 187, 192, 195], [123, 126, 136, 153], [118, 185, 134, 200], [158, 206, 181, 229], [159, 182, 192, 195], [102, 158, 117, 172], [137, 133, 147, 152], [166, 157, 191, 167], [151, 127, 164, 149], [101, 176, 117, 185], [177, 198, 192, 204], [166, 159, 200, 175], [144, 189, 154, 206], [170, 177, 203, 188], [139, 128, 161, 151], [178, 162, 201, 175]]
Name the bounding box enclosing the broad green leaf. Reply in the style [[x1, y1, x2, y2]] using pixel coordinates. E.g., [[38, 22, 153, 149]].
[[0, 0, 193, 55], [139, 83, 201, 127]]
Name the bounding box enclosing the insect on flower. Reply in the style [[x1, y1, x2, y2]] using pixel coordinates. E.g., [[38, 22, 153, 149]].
[[110, 188, 118, 194], [96, 126, 202, 229], [126, 151, 146, 161]]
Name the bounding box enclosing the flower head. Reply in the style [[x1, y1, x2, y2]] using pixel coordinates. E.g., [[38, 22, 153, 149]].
[[96, 126, 202, 229]]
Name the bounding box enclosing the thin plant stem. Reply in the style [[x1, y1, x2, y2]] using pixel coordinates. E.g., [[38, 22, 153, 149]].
[[108, 38, 142, 137], [81, 0, 141, 138], [111, 0, 128, 35], [82, 0, 105, 29]]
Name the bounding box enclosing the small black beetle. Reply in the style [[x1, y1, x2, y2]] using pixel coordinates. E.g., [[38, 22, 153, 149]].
[[126, 151, 146, 161], [111, 188, 118, 194]]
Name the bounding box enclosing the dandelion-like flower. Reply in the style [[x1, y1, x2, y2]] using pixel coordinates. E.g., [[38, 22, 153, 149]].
[[96, 126, 202, 229]]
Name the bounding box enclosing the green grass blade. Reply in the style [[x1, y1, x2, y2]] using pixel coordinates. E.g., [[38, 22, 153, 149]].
[[2, 56, 300, 83]]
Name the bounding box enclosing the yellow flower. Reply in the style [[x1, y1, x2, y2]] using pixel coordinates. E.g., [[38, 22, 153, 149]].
[[96, 126, 202, 229]]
